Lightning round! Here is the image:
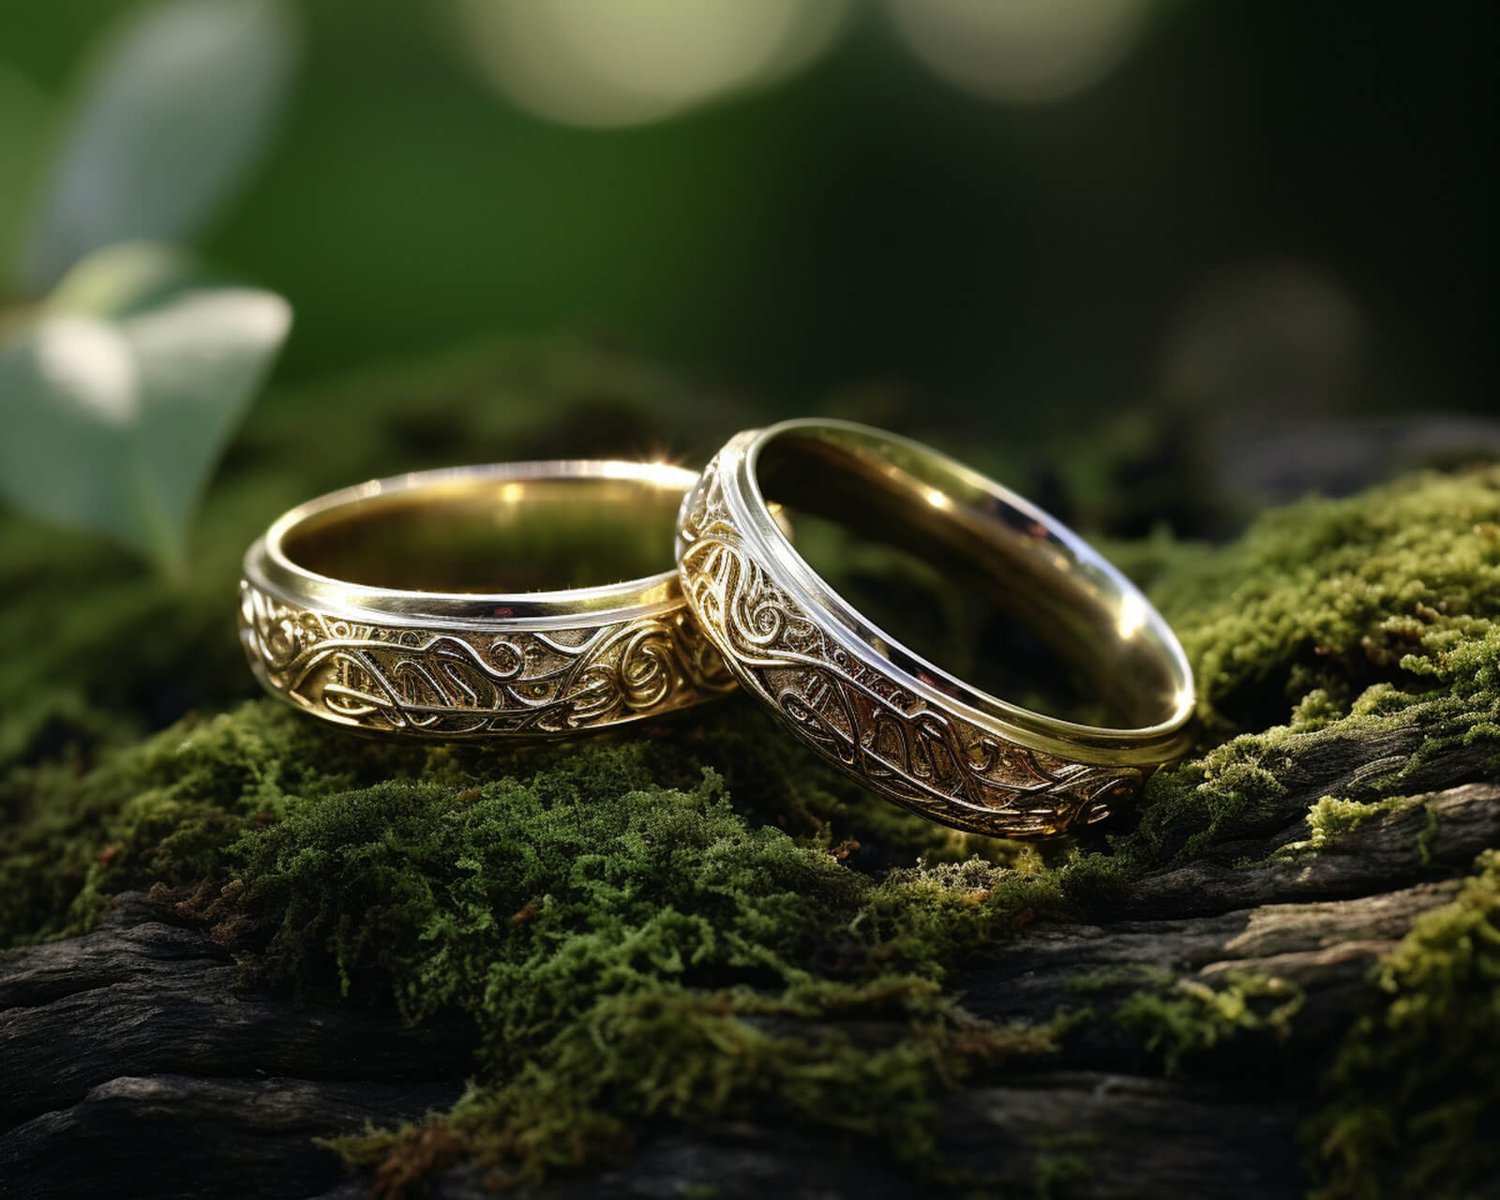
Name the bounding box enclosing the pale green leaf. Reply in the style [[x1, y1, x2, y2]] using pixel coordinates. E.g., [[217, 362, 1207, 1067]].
[[18, 0, 299, 294], [0, 243, 292, 573], [45, 241, 204, 319]]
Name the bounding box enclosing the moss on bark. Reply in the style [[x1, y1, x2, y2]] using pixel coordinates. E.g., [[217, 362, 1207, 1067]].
[[1305, 850, 1500, 1198]]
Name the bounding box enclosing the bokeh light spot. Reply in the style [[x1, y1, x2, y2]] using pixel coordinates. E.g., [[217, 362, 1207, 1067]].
[[450, 0, 850, 129], [887, 0, 1150, 105]]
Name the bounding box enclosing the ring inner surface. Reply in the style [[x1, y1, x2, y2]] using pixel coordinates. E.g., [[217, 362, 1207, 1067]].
[[754, 431, 1181, 730], [280, 476, 682, 594]]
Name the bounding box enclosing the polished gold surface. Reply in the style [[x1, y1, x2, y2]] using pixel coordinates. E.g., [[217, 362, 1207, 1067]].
[[241, 462, 733, 736], [675, 420, 1196, 838]]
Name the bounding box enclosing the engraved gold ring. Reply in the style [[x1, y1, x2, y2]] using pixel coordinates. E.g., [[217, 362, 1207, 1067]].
[[240, 461, 734, 736], [675, 419, 1196, 838]]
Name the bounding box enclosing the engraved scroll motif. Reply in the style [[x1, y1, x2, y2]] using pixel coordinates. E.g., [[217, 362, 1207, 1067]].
[[239, 584, 734, 736], [676, 459, 1140, 836]]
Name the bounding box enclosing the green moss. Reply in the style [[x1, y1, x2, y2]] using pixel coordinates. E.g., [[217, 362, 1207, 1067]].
[[1305, 794, 1404, 842], [1306, 851, 1500, 1199], [1150, 468, 1500, 731], [1110, 621, 1500, 871], [1096, 468, 1500, 871], [1115, 972, 1304, 1076], [1277, 793, 1418, 857], [235, 752, 1030, 1176], [1032, 1134, 1097, 1200], [396, 994, 1063, 1186], [0, 694, 1070, 1182]]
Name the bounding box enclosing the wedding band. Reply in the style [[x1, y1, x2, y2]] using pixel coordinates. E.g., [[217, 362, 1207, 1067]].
[[675, 419, 1195, 838], [241, 461, 734, 736]]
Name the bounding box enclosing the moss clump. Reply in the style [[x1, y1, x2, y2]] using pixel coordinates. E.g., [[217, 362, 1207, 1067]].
[[0, 694, 995, 951], [1096, 470, 1500, 871], [1031, 1133, 1098, 1200], [1149, 467, 1500, 732], [1109, 622, 1500, 870], [1115, 972, 1304, 1076], [1275, 793, 1420, 857], [1302, 794, 1407, 844], [1, 702, 387, 944], [1306, 851, 1500, 1199], [237, 746, 1051, 1178], [0, 696, 1067, 1183]]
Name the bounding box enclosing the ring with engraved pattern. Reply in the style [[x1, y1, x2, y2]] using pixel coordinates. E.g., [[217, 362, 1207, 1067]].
[[673, 419, 1195, 838], [240, 461, 734, 737]]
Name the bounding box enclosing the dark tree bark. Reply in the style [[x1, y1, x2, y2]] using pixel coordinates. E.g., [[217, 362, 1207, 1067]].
[[6, 782, 1491, 1197]]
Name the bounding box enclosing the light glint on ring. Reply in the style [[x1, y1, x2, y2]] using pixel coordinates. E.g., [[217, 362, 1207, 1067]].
[[1114, 589, 1147, 641]]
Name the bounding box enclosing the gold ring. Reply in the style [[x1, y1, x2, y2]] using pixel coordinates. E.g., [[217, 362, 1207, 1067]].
[[240, 461, 734, 736], [675, 419, 1196, 838]]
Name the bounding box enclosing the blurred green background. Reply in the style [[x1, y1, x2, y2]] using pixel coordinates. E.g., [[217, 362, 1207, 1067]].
[[2, 0, 1493, 536]]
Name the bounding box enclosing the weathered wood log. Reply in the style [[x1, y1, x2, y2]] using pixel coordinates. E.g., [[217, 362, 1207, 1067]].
[[5, 782, 1488, 1197], [0, 894, 469, 1198]]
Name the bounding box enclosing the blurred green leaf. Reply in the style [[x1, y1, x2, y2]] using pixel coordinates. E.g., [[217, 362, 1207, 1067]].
[[17, 0, 299, 295], [45, 238, 204, 318], [0, 243, 291, 574]]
